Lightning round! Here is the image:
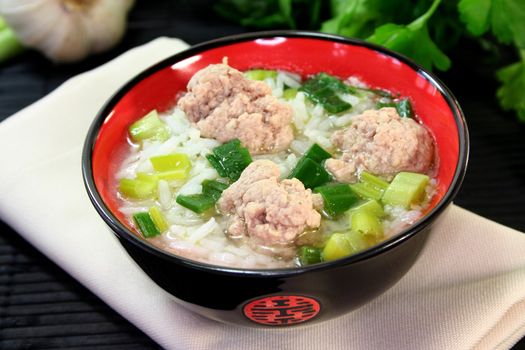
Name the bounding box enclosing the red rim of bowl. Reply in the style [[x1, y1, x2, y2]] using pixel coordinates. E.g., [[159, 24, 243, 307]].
[[82, 30, 469, 277]]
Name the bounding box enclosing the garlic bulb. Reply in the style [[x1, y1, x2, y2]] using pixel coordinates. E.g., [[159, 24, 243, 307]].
[[0, 0, 135, 62]]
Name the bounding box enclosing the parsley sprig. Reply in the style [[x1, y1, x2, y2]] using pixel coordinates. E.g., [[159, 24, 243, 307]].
[[458, 0, 525, 121], [215, 0, 525, 122]]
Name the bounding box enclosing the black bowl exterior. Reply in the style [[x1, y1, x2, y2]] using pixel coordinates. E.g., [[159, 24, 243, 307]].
[[82, 31, 469, 327], [118, 224, 431, 327]]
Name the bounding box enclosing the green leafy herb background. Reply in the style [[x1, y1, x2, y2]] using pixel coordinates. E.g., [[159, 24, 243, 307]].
[[215, 0, 525, 122]]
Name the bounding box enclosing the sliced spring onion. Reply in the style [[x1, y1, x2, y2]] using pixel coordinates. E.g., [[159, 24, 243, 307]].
[[288, 157, 331, 189], [176, 179, 228, 214], [298, 246, 323, 266], [206, 154, 228, 178], [354, 86, 394, 98], [119, 177, 157, 199], [133, 212, 160, 238], [150, 153, 191, 180], [136, 172, 158, 182], [176, 194, 216, 214], [150, 153, 191, 172], [395, 98, 414, 118], [322, 233, 352, 261], [351, 210, 384, 238], [283, 88, 298, 100], [128, 110, 170, 142], [299, 73, 353, 114], [303, 143, 332, 163], [244, 69, 278, 80], [206, 139, 252, 181], [288, 143, 332, 189], [376, 101, 396, 109], [344, 231, 371, 252], [148, 206, 169, 233], [382, 172, 429, 208], [350, 171, 389, 201], [322, 230, 373, 262], [349, 199, 385, 217], [201, 180, 229, 201], [314, 183, 359, 217], [377, 98, 414, 118]]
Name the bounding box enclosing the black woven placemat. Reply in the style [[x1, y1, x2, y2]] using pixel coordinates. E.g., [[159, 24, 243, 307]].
[[1, 1, 524, 349]]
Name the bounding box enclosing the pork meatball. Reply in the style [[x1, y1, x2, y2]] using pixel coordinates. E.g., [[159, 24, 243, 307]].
[[325, 107, 434, 182], [218, 160, 321, 257], [178, 63, 294, 154]]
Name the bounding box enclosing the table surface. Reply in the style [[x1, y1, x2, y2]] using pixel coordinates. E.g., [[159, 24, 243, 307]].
[[1, 1, 525, 349]]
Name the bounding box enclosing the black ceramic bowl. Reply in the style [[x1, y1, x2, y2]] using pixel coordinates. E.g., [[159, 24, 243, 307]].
[[82, 31, 468, 327]]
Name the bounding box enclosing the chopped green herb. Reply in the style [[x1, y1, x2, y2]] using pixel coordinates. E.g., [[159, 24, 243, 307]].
[[176, 179, 229, 214], [298, 246, 323, 265], [349, 199, 385, 218], [302, 143, 332, 163], [133, 212, 160, 238], [322, 231, 369, 261], [288, 157, 331, 189], [376, 101, 397, 109], [283, 87, 298, 100], [119, 177, 157, 200], [150, 153, 192, 181], [395, 98, 414, 118], [206, 139, 252, 181], [150, 153, 191, 172], [288, 143, 332, 189], [377, 99, 414, 118], [206, 154, 228, 178], [349, 171, 389, 201], [244, 69, 278, 80], [148, 206, 169, 233], [382, 171, 429, 208], [299, 73, 354, 114], [355, 86, 395, 98], [176, 194, 217, 214], [202, 179, 229, 201], [351, 210, 384, 238], [314, 183, 360, 217], [129, 110, 170, 142], [322, 233, 352, 261], [344, 231, 371, 253]]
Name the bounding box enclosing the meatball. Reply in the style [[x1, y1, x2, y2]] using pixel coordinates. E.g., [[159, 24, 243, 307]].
[[218, 160, 321, 257], [177, 63, 294, 154], [325, 107, 434, 182]]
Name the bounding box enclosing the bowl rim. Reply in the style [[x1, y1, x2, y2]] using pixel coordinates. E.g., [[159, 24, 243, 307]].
[[82, 30, 469, 277]]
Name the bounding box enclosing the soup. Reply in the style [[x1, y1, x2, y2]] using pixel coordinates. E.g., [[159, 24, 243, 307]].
[[115, 61, 437, 269]]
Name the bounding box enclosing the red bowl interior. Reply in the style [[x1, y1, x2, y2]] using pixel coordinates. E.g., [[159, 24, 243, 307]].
[[91, 35, 460, 233]]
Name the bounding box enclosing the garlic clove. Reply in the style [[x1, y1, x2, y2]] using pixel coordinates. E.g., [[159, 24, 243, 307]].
[[82, 0, 135, 54], [0, 0, 135, 63], [0, 0, 54, 46], [44, 13, 91, 62]]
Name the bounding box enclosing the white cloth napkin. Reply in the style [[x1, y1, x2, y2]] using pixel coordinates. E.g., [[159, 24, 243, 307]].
[[1, 37, 525, 350]]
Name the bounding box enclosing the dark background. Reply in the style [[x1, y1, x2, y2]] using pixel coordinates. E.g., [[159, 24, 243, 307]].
[[1, 1, 525, 349]]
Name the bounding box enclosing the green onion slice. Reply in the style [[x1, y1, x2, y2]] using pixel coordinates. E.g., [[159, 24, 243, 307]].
[[299, 73, 354, 114], [206, 139, 252, 181], [314, 183, 360, 217], [133, 212, 160, 238]]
